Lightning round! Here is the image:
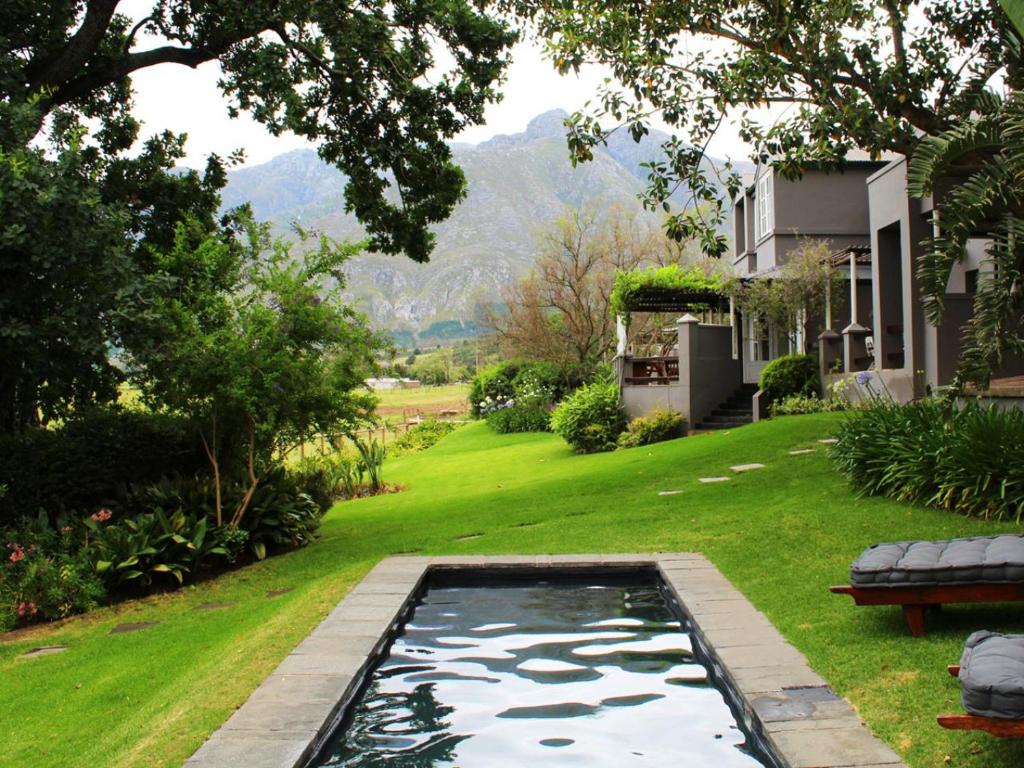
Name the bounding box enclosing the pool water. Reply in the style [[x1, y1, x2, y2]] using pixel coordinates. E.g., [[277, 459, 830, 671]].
[[313, 573, 772, 767]]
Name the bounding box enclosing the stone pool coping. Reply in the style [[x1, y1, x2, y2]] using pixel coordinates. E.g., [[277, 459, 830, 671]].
[[185, 554, 907, 768]]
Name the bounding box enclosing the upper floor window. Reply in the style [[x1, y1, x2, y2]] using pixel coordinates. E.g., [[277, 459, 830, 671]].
[[756, 171, 774, 238]]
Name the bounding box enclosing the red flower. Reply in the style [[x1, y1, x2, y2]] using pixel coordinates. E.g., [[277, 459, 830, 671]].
[[17, 602, 26, 618], [90, 509, 113, 523], [60, 526, 72, 534], [28, 602, 37, 616], [8, 544, 24, 563]]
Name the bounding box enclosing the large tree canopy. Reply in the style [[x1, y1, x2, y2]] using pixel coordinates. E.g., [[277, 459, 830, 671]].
[[2, 0, 516, 260], [0, 1, 516, 433], [509, 0, 1017, 254]]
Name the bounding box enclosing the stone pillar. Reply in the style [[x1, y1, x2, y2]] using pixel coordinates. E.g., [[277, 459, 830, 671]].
[[819, 329, 842, 378], [676, 314, 699, 423], [842, 323, 872, 373]]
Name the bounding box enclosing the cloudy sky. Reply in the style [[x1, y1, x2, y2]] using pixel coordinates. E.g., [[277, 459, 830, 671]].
[[128, 34, 763, 169]]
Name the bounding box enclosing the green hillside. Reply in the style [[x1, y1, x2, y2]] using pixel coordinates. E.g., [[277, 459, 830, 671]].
[[3, 416, 1020, 767]]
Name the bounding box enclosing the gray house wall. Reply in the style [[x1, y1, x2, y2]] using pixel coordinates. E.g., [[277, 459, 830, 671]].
[[620, 317, 741, 427]]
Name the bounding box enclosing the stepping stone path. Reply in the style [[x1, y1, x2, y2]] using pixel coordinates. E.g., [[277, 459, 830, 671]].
[[730, 463, 765, 473], [110, 622, 158, 635], [788, 449, 815, 455], [455, 533, 483, 541], [658, 490, 684, 496], [19, 645, 67, 659], [265, 589, 293, 598], [818, 438, 839, 445], [193, 602, 235, 611], [699, 477, 731, 484]]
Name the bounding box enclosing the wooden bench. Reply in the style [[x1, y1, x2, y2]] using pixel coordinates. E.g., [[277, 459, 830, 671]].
[[938, 664, 1024, 737], [829, 583, 1024, 637]]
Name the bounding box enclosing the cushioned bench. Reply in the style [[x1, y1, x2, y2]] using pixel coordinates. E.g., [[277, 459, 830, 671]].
[[938, 631, 1024, 737], [830, 535, 1024, 636]]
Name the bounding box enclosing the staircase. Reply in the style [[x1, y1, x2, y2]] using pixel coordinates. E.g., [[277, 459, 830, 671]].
[[694, 384, 758, 430]]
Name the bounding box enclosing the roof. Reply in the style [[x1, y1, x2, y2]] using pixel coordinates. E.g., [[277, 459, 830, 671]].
[[617, 286, 730, 314]]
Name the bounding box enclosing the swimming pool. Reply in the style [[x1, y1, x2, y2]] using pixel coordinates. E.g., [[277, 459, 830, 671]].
[[310, 571, 776, 767]]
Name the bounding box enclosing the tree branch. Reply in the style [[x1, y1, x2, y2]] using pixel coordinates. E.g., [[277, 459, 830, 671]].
[[27, 0, 121, 89]]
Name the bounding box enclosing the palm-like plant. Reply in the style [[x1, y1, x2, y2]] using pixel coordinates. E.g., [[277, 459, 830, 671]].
[[907, 86, 1024, 389]]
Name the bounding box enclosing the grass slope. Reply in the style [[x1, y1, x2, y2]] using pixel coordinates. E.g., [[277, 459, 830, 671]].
[[2, 415, 1023, 767]]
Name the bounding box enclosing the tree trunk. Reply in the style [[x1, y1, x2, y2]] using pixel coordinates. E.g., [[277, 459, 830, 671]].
[[230, 419, 259, 528], [200, 414, 223, 527]]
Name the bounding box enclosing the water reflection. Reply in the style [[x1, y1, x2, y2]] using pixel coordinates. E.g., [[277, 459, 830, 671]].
[[315, 578, 768, 767]]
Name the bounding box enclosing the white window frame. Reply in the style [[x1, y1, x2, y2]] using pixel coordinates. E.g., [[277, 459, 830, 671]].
[[756, 171, 774, 239]]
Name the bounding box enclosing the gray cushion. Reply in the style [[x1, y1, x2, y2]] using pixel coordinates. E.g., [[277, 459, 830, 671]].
[[960, 631, 1024, 719], [849, 535, 1024, 587]]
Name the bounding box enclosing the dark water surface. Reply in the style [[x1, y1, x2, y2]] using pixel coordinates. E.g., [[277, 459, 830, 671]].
[[313, 574, 770, 767]]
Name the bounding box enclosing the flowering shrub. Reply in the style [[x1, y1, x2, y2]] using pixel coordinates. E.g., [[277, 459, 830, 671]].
[[487, 403, 552, 434], [469, 360, 568, 418], [0, 517, 105, 631]]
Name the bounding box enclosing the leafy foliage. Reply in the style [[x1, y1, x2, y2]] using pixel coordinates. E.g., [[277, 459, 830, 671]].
[[726, 241, 840, 353], [907, 89, 1024, 387], [758, 354, 819, 403], [510, 1, 1012, 254], [390, 420, 460, 456], [0, 516, 105, 631], [126, 219, 383, 528], [770, 394, 847, 417], [469, 360, 568, 418], [617, 409, 686, 449], [550, 380, 626, 454], [0, 407, 205, 527], [486, 404, 552, 434], [831, 400, 1024, 521], [1, 0, 516, 263], [610, 263, 728, 319], [85, 506, 227, 589], [235, 468, 323, 562]]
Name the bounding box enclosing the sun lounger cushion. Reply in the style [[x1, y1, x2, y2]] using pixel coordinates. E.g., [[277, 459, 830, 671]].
[[959, 631, 1024, 719], [849, 535, 1024, 587]]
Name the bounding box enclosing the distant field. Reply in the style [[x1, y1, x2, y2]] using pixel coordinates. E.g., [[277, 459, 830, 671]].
[[372, 383, 470, 421]]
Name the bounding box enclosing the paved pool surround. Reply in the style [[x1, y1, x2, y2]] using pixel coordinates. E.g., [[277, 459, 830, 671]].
[[185, 554, 907, 768]]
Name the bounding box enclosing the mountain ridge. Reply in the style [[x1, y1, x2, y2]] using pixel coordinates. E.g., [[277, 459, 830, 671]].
[[221, 110, 742, 335]]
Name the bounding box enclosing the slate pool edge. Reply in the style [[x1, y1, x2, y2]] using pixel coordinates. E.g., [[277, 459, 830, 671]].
[[184, 554, 907, 768]]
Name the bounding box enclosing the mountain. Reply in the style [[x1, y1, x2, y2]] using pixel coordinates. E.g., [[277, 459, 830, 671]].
[[221, 109, 740, 338]]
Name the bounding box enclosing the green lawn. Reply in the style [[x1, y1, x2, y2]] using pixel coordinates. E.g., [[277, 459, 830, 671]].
[[372, 382, 470, 422], [3, 415, 1024, 767]]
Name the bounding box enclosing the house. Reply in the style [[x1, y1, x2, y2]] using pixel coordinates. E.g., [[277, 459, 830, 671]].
[[617, 152, 1023, 425]]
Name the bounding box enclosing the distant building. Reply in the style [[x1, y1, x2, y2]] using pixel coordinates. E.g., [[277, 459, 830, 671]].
[[365, 377, 421, 390]]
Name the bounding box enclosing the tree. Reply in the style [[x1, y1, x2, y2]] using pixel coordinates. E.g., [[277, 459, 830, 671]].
[[510, 0, 1015, 254], [126, 217, 383, 527], [0, 1, 516, 432], [484, 207, 699, 381], [728, 241, 840, 355], [3, 1, 516, 261]]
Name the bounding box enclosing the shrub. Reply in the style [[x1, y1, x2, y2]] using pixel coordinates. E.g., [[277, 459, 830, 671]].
[[469, 360, 569, 418], [0, 516, 106, 631], [86, 506, 227, 589], [617, 409, 686, 449], [0, 406, 206, 526], [831, 400, 1024, 521], [390, 419, 459, 455], [237, 467, 323, 560], [550, 380, 626, 453], [770, 393, 846, 416], [487, 404, 552, 434], [758, 354, 819, 403]]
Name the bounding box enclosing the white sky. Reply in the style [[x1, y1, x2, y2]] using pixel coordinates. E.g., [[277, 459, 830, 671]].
[[128, 36, 760, 169]]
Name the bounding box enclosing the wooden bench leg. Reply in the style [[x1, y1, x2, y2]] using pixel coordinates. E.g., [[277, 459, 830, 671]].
[[902, 604, 927, 637]]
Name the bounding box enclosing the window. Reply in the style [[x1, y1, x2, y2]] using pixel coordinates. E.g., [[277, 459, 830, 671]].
[[756, 171, 773, 238]]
